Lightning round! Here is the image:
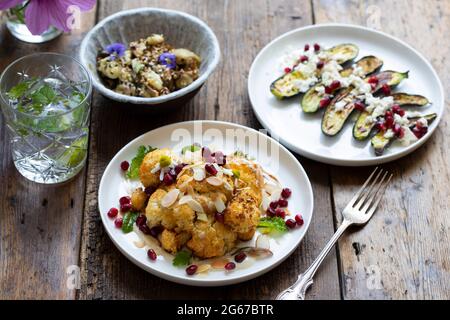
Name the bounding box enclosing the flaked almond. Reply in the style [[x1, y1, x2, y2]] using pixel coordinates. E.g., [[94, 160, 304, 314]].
[[178, 195, 193, 205], [161, 188, 180, 207], [261, 193, 271, 211], [247, 248, 273, 259], [196, 264, 211, 274], [150, 163, 161, 174], [185, 198, 204, 213], [178, 177, 193, 191], [193, 167, 206, 181], [206, 176, 223, 186], [214, 197, 226, 213], [197, 212, 208, 222], [255, 234, 270, 250], [224, 181, 233, 191]]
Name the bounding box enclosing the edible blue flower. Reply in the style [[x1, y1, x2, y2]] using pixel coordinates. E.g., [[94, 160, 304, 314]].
[[159, 52, 177, 69], [105, 43, 126, 60]]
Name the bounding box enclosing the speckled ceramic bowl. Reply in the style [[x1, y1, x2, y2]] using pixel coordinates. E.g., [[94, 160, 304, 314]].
[[79, 8, 220, 108]]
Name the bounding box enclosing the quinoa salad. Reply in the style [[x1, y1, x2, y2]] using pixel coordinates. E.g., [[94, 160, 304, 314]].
[[97, 34, 201, 98]]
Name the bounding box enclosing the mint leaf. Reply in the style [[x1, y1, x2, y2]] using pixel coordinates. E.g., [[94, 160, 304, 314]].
[[257, 217, 288, 234], [8, 81, 32, 99], [126, 145, 157, 179], [121, 212, 139, 233], [172, 250, 192, 266], [181, 144, 201, 154]]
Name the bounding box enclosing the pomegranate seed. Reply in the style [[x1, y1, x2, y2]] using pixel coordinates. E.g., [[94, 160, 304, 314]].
[[275, 208, 286, 219], [385, 116, 394, 128], [393, 124, 404, 138], [392, 104, 401, 114], [119, 196, 131, 205], [354, 100, 365, 111], [284, 67, 292, 73], [205, 163, 218, 176], [398, 127, 405, 138], [324, 86, 333, 94], [107, 207, 118, 218], [304, 44, 310, 51], [295, 214, 304, 226], [150, 226, 163, 238], [376, 122, 386, 132], [269, 201, 279, 209], [147, 249, 157, 261], [186, 264, 198, 275], [319, 97, 331, 108], [329, 80, 341, 90], [163, 173, 174, 185], [300, 55, 308, 63], [120, 203, 131, 212], [370, 82, 378, 90], [136, 215, 147, 227], [385, 110, 393, 118], [266, 207, 276, 217], [381, 84, 391, 95], [278, 198, 288, 207], [316, 60, 324, 69], [120, 161, 129, 171], [368, 76, 379, 84], [234, 252, 247, 263], [144, 186, 155, 196], [139, 224, 151, 235], [281, 187, 292, 198], [285, 219, 297, 229], [174, 163, 186, 175], [215, 211, 225, 223], [397, 108, 405, 117], [225, 262, 236, 270], [313, 43, 321, 52], [114, 218, 123, 228]]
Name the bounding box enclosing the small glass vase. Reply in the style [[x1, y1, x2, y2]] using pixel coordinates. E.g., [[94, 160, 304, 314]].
[[6, 11, 62, 43]]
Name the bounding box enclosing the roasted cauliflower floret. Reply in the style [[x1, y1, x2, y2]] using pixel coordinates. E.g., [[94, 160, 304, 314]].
[[187, 220, 237, 258], [139, 148, 171, 188], [145, 188, 195, 232], [228, 161, 263, 204], [131, 187, 148, 211], [159, 229, 178, 254], [224, 189, 261, 241]]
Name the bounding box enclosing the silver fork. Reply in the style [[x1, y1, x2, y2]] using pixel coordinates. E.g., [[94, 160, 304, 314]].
[[276, 167, 393, 300]]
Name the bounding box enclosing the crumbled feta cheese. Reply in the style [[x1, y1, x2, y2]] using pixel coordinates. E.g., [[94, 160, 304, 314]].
[[315, 85, 325, 94], [384, 129, 395, 138], [405, 111, 423, 118], [334, 100, 347, 111], [416, 117, 428, 127], [292, 76, 318, 92], [352, 66, 365, 77], [394, 113, 409, 126], [365, 96, 394, 118], [398, 127, 418, 146]]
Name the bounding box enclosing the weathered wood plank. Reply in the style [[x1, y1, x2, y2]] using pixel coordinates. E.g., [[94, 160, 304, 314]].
[[313, 0, 450, 299], [78, 0, 340, 299], [0, 8, 96, 299]]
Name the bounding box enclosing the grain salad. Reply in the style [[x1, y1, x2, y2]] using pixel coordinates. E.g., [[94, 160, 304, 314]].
[[97, 34, 201, 97]]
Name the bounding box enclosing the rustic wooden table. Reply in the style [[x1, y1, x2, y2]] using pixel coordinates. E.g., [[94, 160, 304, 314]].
[[1, 0, 449, 300]]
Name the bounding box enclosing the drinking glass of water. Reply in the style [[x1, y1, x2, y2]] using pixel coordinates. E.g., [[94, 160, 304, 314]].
[[0, 53, 92, 184]]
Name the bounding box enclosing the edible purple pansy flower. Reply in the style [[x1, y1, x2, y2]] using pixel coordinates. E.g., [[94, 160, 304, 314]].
[[0, 0, 96, 35], [159, 52, 177, 69], [105, 43, 126, 60]]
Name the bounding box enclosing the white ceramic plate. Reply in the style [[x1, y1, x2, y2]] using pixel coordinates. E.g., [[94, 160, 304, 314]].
[[98, 121, 313, 286], [248, 24, 444, 166]]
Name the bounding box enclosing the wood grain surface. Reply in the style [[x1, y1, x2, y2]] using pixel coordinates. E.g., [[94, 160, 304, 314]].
[[0, 0, 449, 300], [313, 0, 450, 299]]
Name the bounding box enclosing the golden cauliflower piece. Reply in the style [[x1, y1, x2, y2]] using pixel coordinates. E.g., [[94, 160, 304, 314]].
[[187, 220, 237, 258], [228, 161, 263, 205], [224, 189, 261, 241], [131, 187, 148, 211], [145, 188, 195, 232], [139, 148, 171, 188]]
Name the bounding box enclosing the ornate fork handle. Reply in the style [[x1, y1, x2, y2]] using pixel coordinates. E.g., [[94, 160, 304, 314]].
[[276, 219, 352, 300]]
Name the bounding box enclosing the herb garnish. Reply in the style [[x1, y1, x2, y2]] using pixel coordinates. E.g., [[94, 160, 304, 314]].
[[172, 250, 192, 266], [126, 145, 157, 179], [257, 217, 288, 234]]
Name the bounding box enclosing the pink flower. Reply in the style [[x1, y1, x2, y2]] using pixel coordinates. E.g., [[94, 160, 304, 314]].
[[1, 0, 96, 35]]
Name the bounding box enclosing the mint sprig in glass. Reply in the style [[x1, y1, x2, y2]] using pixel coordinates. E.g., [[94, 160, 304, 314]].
[[0, 53, 92, 184]]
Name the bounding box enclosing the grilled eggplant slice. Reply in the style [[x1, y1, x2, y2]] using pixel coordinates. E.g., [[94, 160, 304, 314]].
[[270, 43, 359, 99], [321, 71, 409, 136], [302, 55, 383, 113], [353, 92, 430, 141], [371, 113, 437, 156]]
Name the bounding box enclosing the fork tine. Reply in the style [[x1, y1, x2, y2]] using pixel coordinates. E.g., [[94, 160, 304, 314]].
[[354, 168, 384, 210], [361, 172, 392, 218], [347, 167, 379, 207], [361, 170, 389, 213]]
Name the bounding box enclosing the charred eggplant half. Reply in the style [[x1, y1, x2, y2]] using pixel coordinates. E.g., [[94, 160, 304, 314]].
[[270, 43, 359, 99], [371, 113, 437, 156], [353, 93, 430, 141], [321, 70, 409, 136]]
